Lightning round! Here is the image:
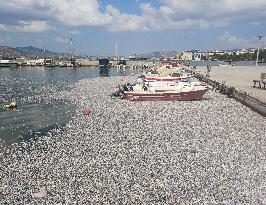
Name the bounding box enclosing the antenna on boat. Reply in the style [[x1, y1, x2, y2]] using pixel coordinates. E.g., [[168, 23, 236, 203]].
[[256, 35, 263, 67]]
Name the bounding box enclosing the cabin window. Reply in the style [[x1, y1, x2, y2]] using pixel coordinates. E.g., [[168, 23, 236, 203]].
[[171, 73, 181, 77]]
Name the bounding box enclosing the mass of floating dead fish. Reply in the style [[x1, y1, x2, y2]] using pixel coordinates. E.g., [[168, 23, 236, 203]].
[[1, 76, 266, 204]]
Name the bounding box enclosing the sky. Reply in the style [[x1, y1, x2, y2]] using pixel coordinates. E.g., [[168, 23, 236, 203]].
[[0, 0, 265, 56]]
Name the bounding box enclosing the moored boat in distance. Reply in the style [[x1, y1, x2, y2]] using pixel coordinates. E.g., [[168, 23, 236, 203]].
[[145, 73, 191, 82], [0, 60, 18, 67], [144, 64, 192, 82], [99, 58, 110, 77]]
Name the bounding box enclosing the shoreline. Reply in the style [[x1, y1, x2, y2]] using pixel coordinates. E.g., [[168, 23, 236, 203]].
[[1, 76, 265, 203]]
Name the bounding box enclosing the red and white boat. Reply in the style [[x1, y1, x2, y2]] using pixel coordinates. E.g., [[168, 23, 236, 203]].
[[145, 75, 190, 82], [123, 81, 209, 101], [145, 65, 192, 82]]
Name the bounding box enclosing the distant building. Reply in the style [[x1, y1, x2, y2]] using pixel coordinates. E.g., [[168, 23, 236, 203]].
[[206, 51, 215, 58], [128, 55, 137, 60], [178, 52, 193, 61], [224, 51, 233, 55], [16, 57, 26, 65], [213, 50, 225, 55], [36, 59, 45, 66], [26, 59, 36, 66], [247, 48, 257, 54], [193, 51, 205, 61]]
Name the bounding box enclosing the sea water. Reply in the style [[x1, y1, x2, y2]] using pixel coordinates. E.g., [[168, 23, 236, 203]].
[[0, 66, 138, 147]]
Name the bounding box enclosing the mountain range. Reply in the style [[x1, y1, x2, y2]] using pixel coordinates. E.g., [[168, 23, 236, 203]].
[[16, 46, 56, 56], [0, 46, 179, 59], [0, 46, 69, 59], [137, 50, 178, 58]]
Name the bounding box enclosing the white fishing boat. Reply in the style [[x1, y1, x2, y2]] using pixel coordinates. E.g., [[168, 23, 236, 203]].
[[112, 81, 209, 101], [145, 64, 192, 82]]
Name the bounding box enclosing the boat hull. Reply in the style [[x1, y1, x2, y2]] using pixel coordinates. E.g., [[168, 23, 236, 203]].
[[0, 63, 18, 67], [124, 89, 209, 101], [146, 77, 189, 82]]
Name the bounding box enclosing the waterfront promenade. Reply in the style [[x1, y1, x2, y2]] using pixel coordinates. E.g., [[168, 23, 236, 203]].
[[1, 76, 265, 204], [195, 66, 266, 103]]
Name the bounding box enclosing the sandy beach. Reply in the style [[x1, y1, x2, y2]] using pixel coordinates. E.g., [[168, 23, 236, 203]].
[[195, 66, 266, 103]]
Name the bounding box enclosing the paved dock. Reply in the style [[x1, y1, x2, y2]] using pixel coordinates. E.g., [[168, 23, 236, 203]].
[[195, 66, 266, 103]]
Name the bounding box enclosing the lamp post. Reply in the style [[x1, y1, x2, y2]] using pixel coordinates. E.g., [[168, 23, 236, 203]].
[[255, 35, 263, 67]]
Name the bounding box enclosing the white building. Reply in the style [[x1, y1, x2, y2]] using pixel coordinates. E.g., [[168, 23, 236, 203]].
[[213, 50, 225, 55], [193, 51, 206, 61]]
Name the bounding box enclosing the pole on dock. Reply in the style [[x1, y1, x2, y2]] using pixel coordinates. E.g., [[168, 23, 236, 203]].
[[256, 35, 263, 67]]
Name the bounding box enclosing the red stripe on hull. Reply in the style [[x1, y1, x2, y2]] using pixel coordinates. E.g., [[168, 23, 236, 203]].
[[146, 77, 189, 82], [124, 89, 209, 101]]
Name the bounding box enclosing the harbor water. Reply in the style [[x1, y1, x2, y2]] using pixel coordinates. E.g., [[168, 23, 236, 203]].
[[0, 66, 138, 147]]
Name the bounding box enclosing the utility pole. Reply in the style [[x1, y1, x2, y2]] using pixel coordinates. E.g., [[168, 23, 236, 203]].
[[116, 42, 118, 66], [256, 35, 263, 67]]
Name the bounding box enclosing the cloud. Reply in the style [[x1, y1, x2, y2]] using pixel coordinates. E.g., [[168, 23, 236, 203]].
[[15, 21, 52, 32], [218, 32, 255, 48], [249, 21, 261, 26], [105, 5, 148, 32], [0, 21, 52, 32], [55, 36, 69, 44], [0, 0, 266, 32], [138, 0, 266, 31], [160, 0, 266, 19], [140, 3, 211, 31], [0, 24, 10, 32], [69, 30, 81, 35], [0, 0, 110, 27]]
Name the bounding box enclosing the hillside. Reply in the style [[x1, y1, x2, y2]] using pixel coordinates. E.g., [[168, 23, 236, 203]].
[[0, 46, 25, 59], [137, 50, 178, 58], [0, 46, 69, 59], [15, 46, 56, 57]]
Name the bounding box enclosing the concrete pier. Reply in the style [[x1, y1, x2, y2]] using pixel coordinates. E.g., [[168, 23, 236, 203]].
[[194, 66, 266, 103]]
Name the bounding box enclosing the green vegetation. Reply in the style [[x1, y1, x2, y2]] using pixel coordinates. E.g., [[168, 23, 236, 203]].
[[209, 49, 266, 62]]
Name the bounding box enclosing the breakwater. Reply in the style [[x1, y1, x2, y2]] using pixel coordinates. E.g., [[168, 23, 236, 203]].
[[1, 76, 265, 204], [15, 60, 159, 67], [196, 73, 266, 117]]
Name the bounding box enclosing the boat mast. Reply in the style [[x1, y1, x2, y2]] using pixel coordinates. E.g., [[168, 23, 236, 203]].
[[70, 36, 74, 59], [43, 40, 46, 54], [43, 40, 46, 66]]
